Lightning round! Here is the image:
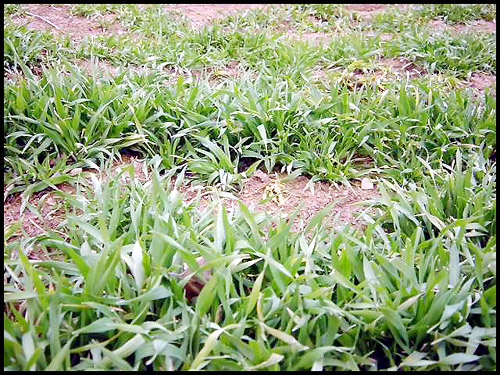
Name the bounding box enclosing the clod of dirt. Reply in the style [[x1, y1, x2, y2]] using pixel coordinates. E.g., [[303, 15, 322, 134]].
[[178, 257, 212, 302], [253, 170, 271, 183]]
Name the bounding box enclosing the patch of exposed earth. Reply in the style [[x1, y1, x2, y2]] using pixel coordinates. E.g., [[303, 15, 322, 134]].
[[4, 157, 380, 247], [460, 72, 496, 96], [376, 57, 427, 78], [313, 56, 427, 89], [344, 3, 389, 19], [344, 4, 388, 13], [232, 171, 380, 233], [4, 182, 78, 249], [162, 4, 269, 29], [3, 154, 148, 242], [278, 4, 408, 47], [315, 55, 495, 96], [186, 59, 250, 83], [428, 18, 496, 35], [176, 170, 380, 234], [9, 4, 124, 43]]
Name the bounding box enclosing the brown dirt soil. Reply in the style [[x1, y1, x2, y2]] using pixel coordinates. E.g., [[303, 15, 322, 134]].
[[187, 59, 247, 83], [236, 171, 380, 233], [73, 58, 121, 78], [5, 161, 380, 244], [10, 4, 122, 43], [162, 4, 268, 29], [314, 56, 427, 88], [281, 3, 401, 45], [317, 54, 496, 96], [3, 154, 147, 242], [344, 4, 388, 19], [376, 57, 427, 78], [461, 72, 496, 95], [178, 170, 380, 233], [214, 59, 243, 80], [345, 4, 387, 13], [109, 154, 150, 183], [4, 182, 78, 241], [429, 18, 496, 35]]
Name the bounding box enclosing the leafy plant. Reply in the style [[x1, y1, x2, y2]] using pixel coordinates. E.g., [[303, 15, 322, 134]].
[[3, 2, 496, 371]]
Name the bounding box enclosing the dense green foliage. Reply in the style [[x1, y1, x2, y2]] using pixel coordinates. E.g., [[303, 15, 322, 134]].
[[4, 4, 496, 371]]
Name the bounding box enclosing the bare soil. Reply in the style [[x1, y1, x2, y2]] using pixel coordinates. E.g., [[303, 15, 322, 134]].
[[4, 156, 380, 243], [173, 169, 381, 235], [10, 4, 122, 43], [4, 182, 77, 240], [345, 4, 388, 13], [376, 57, 427, 78], [162, 4, 268, 29], [428, 19, 496, 35], [461, 72, 497, 95], [3, 154, 147, 241], [313, 56, 427, 89], [232, 171, 380, 233], [344, 3, 388, 19]]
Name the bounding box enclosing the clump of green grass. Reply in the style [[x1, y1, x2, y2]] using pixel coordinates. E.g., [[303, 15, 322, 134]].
[[4, 157, 496, 370], [4, 23, 59, 69], [4, 2, 497, 371], [3, 3, 26, 16], [69, 3, 132, 17], [415, 4, 497, 24], [4, 53, 495, 198], [384, 27, 496, 78], [364, 5, 423, 33]]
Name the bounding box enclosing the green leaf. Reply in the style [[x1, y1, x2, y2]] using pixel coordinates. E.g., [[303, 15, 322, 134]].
[[195, 273, 219, 316], [380, 306, 409, 350], [247, 353, 284, 370], [46, 337, 75, 371], [115, 285, 173, 305], [190, 324, 240, 370], [21, 330, 36, 371], [260, 322, 309, 351], [246, 269, 265, 316], [439, 353, 480, 365]]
